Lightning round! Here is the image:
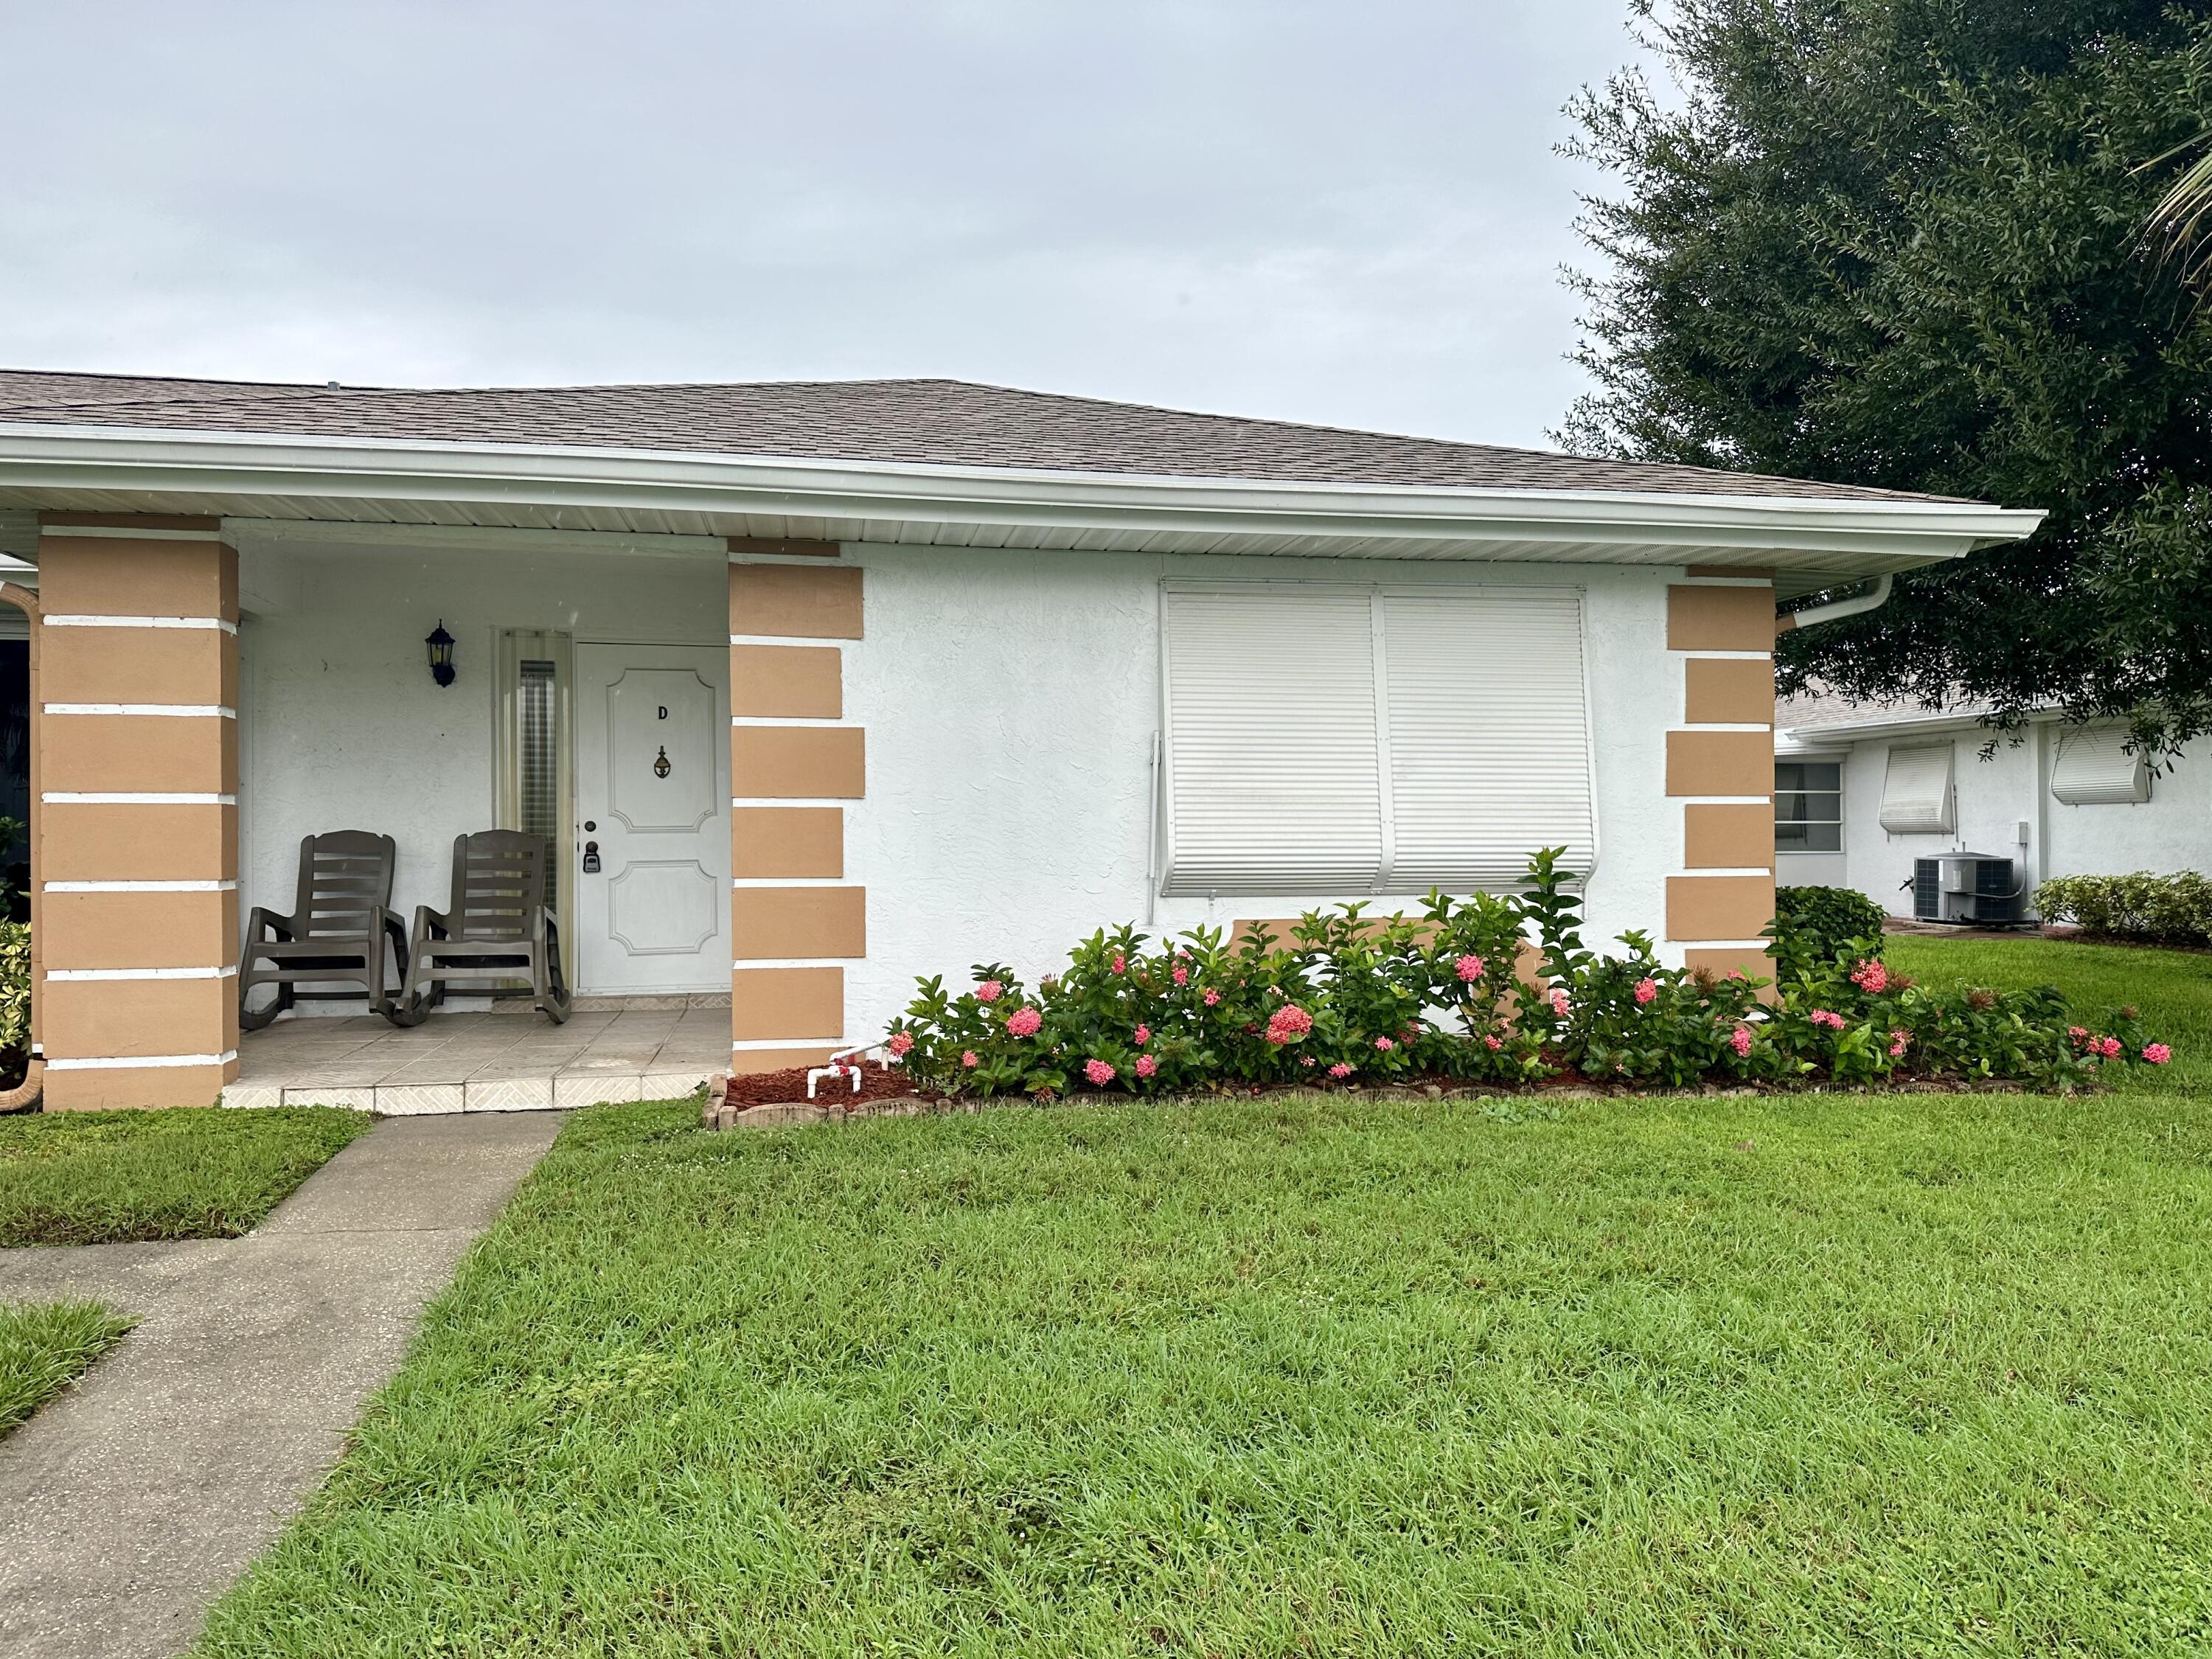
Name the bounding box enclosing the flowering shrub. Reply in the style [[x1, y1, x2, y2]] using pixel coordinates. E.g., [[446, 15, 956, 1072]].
[[885, 849, 2168, 1099]]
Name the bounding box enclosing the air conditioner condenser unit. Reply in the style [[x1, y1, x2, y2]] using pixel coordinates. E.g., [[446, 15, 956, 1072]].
[[1910, 854, 2020, 925]]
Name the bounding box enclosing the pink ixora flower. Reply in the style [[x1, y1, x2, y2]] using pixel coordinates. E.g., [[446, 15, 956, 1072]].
[[1484, 1034, 1503, 1051], [1328, 1062, 1354, 1079], [1455, 953, 1486, 984], [1809, 1009, 1847, 1032], [1172, 964, 1189, 987], [1728, 1025, 1753, 1059], [1110, 953, 1127, 975], [1004, 1006, 1043, 1039], [1135, 1054, 1158, 1078], [975, 979, 1003, 1004], [1549, 987, 1571, 1018], [2144, 1043, 2173, 1064], [1888, 1029, 1910, 1058], [1265, 1004, 1315, 1046], [1084, 1058, 1116, 1086], [2096, 1035, 2124, 1060], [887, 1031, 915, 1058], [1634, 977, 1658, 1006], [1850, 960, 1889, 995], [1301, 1055, 1316, 1068], [961, 1050, 979, 1069], [1202, 987, 1221, 1007], [1133, 1024, 1151, 1047], [1374, 1035, 1396, 1051]]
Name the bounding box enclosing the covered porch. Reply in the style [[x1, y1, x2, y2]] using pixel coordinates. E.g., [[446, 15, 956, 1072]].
[[228, 998, 731, 1113]]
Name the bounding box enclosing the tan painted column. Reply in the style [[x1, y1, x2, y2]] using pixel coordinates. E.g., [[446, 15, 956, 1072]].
[[727, 538, 866, 1074], [36, 515, 240, 1110], [1663, 569, 1777, 981]]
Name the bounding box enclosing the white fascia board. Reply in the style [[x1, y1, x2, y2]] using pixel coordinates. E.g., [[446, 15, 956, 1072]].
[[1775, 706, 2057, 746], [0, 421, 2047, 570]]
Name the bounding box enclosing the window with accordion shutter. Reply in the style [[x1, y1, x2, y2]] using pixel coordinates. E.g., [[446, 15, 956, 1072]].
[[1159, 582, 1595, 897]]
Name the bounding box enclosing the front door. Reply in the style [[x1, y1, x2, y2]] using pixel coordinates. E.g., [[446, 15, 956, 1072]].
[[574, 644, 729, 993]]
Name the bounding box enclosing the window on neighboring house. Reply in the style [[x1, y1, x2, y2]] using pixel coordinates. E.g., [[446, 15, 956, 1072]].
[[1158, 582, 1595, 897], [1774, 759, 1842, 852]]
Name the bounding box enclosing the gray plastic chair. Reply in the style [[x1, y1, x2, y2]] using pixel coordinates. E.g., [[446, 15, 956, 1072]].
[[238, 831, 408, 1029], [393, 830, 571, 1024]]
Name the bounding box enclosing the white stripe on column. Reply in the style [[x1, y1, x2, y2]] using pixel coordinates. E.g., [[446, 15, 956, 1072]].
[[42, 791, 237, 804], [44, 703, 236, 717], [43, 879, 237, 893], [46, 965, 238, 981], [45, 1051, 240, 1071], [43, 614, 237, 633], [731, 1037, 843, 1051]]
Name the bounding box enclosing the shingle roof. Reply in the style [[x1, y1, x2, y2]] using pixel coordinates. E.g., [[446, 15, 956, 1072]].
[[0, 369, 1964, 504]]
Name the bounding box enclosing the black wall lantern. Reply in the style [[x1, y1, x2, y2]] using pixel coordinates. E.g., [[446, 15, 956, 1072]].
[[425, 621, 456, 688]]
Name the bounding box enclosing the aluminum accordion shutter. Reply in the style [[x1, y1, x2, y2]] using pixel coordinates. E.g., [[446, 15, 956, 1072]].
[[2050, 726, 2151, 805], [1161, 585, 1384, 895], [1879, 742, 1955, 833], [1380, 590, 1593, 888]]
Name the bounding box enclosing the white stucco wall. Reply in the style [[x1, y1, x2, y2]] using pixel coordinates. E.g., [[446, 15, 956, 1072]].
[[838, 543, 1681, 1047], [1801, 724, 2212, 918], [235, 532, 727, 989]]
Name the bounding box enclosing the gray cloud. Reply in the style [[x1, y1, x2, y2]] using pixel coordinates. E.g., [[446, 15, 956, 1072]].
[[0, 0, 1652, 446]]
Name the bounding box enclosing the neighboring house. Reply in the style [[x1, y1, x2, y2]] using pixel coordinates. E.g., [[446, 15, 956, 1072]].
[[1775, 694, 2212, 918], [0, 369, 2039, 1109]]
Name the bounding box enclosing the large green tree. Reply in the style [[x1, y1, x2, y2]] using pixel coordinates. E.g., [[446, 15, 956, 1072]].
[[1562, 0, 2212, 751]]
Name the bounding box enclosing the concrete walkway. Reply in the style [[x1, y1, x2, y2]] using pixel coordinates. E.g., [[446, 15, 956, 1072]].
[[0, 1111, 563, 1659]]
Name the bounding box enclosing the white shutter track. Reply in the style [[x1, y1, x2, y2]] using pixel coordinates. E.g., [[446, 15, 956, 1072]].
[[1162, 585, 1383, 895], [1382, 591, 1595, 888]]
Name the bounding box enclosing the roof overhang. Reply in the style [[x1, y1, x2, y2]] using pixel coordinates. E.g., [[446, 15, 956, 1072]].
[[0, 422, 2044, 585]]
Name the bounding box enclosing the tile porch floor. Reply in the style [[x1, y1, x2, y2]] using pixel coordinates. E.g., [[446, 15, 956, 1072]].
[[226, 1007, 729, 1114]]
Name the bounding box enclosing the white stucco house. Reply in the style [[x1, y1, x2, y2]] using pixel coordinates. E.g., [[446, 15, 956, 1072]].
[[0, 369, 2040, 1110], [1775, 694, 2212, 919]]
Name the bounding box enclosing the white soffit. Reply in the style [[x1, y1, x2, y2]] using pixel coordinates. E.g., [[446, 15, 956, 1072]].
[[0, 422, 2045, 577]]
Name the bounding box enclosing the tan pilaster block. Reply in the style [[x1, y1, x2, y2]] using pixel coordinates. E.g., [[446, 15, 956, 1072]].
[[731, 966, 844, 1043], [1665, 729, 1771, 798], [1683, 656, 1775, 726], [730, 644, 843, 718], [729, 563, 863, 639], [1667, 584, 1776, 652], [730, 726, 864, 799], [731, 807, 844, 879], [42, 625, 237, 707], [38, 534, 238, 621], [728, 1046, 841, 1076], [42, 714, 237, 795], [41, 891, 238, 973], [1666, 874, 1777, 942], [731, 887, 866, 959], [43, 978, 240, 1060], [43, 1063, 234, 1112], [1683, 802, 1775, 869], [43, 802, 237, 883]]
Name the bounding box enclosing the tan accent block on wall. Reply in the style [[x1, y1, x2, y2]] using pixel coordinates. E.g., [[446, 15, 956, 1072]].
[[1683, 946, 1779, 984], [1683, 566, 1777, 580], [1667, 584, 1777, 652], [43, 1064, 233, 1113], [728, 1046, 841, 1077], [732, 966, 844, 1043], [43, 802, 237, 883], [731, 807, 844, 879], [1683, 657, 1775, 726], [41, 891, 239, 972], [731, 726, 864, 799], [43, 625, 237, 708], [1666, 729, 1771, 798], [729, 563, 863, 640], [730, 644, 842, 719], [38, 535, 238, 621], [1666, 874, 1778, 942], [1683, 802, 1775, 870], [44, 978, 240, 1061], [731, 886, 866, 959], [43, 714, 237, 796]]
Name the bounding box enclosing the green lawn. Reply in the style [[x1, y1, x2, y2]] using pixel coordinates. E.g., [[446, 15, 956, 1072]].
[[0, 1298, 133, 1437], [0, 1106, 372, 1247], [193, 939, 2212, 1658]]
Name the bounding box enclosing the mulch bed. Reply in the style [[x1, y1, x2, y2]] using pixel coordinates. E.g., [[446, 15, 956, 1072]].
[[702, 1060, 2043, 1130]]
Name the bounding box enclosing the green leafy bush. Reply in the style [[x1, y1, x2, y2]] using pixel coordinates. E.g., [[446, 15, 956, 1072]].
[[2034, 872, 2212, 945], [886, 852, 2165, 1096], [1772, 886, 1889, 979], [0, 919, 29, 1088]]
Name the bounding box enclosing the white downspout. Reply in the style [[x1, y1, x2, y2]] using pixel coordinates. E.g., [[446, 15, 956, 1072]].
[[1778, 572, 1893, 631]]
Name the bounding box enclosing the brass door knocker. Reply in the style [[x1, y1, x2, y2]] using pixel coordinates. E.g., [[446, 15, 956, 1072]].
[[653, 745, 672, 779]]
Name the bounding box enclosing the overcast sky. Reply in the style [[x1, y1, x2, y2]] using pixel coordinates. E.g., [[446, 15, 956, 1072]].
[[0, 1, 1657, 449]]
